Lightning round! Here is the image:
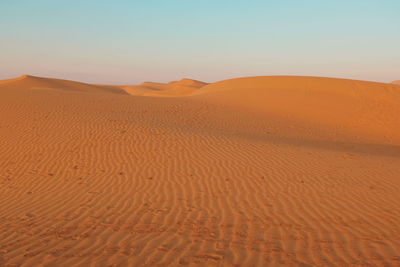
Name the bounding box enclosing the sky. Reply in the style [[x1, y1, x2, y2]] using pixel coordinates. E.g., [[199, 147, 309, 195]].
[[0, 0, 399, 84]]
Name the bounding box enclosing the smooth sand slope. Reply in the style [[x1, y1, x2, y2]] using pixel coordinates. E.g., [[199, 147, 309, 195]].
[[392, 80, 400, 85], [0, 75, 127, 95], [0, 75, 399, 266], [194, 76, 400, 144]]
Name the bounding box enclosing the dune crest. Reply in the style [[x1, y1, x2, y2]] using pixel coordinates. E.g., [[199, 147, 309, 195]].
[[0, 75, 210, 97], [0, 74, 127, 94], [122, 78, 208, 97], [168, 78, 207, 87], [0, 74, 36, 84], [392, 80, 400, 85]]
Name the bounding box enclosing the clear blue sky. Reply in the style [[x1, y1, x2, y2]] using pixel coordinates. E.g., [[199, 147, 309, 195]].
[[1, 0, 399, 83]]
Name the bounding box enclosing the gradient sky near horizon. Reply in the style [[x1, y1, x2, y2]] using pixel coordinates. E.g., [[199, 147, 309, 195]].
[[1, 0, 399, 84]]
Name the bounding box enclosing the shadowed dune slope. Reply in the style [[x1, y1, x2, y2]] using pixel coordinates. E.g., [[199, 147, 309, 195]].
[[0, 75, 127, 95], [0, 75, 399, 266]]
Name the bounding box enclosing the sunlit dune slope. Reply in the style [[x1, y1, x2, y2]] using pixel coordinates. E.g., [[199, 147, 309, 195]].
[[392, 80, 400, 85], [192, 76, 400, 143], [0, 75, 127, 94], [1, 75, 399, 142]]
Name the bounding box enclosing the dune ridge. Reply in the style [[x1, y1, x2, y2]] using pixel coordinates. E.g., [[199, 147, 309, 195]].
[[121, 78, 208, 97], [0, 74, 399, 266], [0, 75, 210, 97], [0, 75, 127, 95]]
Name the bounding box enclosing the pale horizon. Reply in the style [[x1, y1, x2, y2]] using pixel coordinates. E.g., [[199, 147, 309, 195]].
[[1, 0, 399, 84]]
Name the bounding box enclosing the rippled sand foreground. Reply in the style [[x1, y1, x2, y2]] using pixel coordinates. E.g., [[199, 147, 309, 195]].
[[0, 75, 399, 266]]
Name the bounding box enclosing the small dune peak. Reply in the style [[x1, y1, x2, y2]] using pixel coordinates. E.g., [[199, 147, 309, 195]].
[[0, 74, 41, 84], [178, 78, 195, 83], [392, 80, 400, 85], [18, 74, 39, 80], [171, 78, 208, 88], [178, 78, 200, 84]]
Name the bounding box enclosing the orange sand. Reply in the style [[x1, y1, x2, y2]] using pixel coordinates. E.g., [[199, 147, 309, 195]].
[[0, 75, 399, 266], [120, 78, 207, 97]]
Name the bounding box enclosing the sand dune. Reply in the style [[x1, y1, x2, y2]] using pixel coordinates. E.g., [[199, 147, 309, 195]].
[[392, 80, 400, 85], [0, 75, 127, 95], [0, 75, 399, 266], [194, 76, 400, 143], [122, 78, 207, 97]]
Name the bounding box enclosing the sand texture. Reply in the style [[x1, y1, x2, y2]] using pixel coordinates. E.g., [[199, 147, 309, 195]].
[[0, 75, 399, 266]]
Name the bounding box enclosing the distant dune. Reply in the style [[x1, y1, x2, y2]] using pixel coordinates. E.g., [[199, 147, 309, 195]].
[[0, 75, 209, 97], [392, 80, 400, 85], [121, 78, 208, 97], [0, 74, 399, 266], [0, 75, 127, 94]]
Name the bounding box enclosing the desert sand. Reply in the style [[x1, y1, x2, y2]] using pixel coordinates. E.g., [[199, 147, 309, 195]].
[[121, 78, 208, 97], [0, 75, 399, 266], [392, 80, 400, 85]]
